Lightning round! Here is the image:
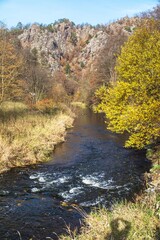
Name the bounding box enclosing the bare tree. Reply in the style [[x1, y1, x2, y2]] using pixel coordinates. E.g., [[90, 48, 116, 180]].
[[22, 49, 52, 103]]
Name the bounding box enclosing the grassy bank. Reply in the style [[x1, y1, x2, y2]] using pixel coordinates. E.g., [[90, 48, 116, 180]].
[[61, 151, 160, 240], [0, 101, 74, 173], [61, 199, 160, 240], [71, 102, 87, 109], [61, 193, 160, 240]]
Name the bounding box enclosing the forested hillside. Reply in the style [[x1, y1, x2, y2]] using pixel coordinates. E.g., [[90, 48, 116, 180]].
[[0, 3, 160, 240], [0, 16, 139, 106]]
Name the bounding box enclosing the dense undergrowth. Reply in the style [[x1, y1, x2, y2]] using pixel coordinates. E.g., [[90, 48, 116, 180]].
[[0, 101, 74, 173]]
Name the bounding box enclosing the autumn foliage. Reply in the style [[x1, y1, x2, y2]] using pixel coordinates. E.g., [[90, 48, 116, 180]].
[[34, 98, 56, 113], [0, 29, 23, 102], [95, 19, 160, 149]]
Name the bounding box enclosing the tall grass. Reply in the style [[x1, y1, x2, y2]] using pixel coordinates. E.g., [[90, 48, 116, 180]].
[[0, 101, 74, 173], [60, 197, 160, 240]]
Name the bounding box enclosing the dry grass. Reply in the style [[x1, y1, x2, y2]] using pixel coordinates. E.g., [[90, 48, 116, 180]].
[[60, 199, 160, 240], [60, 169, 160, 240], [71, 102, 87, 109], [0, 101, 74, 173]]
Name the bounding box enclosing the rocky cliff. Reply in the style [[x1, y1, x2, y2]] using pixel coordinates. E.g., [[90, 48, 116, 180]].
[[18, 17, 139, 101], [19, 18, 138, 73]]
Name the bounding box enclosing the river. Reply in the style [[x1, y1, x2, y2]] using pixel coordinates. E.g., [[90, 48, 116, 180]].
[[0, 109, 151, 240]]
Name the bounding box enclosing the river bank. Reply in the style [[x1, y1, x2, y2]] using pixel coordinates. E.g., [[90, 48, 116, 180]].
[[0, 102, 74, 173], [0, 103, 159, 239], [0, 108, 152, 240], [60, 149, 160, 240]]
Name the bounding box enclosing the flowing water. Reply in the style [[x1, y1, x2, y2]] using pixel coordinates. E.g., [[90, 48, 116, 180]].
[[0, 110, 151, 240]]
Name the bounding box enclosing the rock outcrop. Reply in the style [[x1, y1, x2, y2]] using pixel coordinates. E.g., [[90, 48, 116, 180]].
[[18, 18, 138, 76]]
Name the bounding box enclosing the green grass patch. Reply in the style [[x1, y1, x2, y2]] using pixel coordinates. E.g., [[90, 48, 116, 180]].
[[151, 165, 160, 172]]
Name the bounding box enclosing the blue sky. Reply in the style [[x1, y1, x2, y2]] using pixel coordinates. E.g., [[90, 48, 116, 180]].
[[0, 0, 158, 28]]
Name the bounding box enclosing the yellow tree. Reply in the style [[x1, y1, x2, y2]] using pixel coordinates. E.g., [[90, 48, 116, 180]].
[[0, 28, 23, 102], [95, 19, 160, 149]]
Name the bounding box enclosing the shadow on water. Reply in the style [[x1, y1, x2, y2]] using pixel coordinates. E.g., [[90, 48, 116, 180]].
[[0, 109, 151, 240]]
